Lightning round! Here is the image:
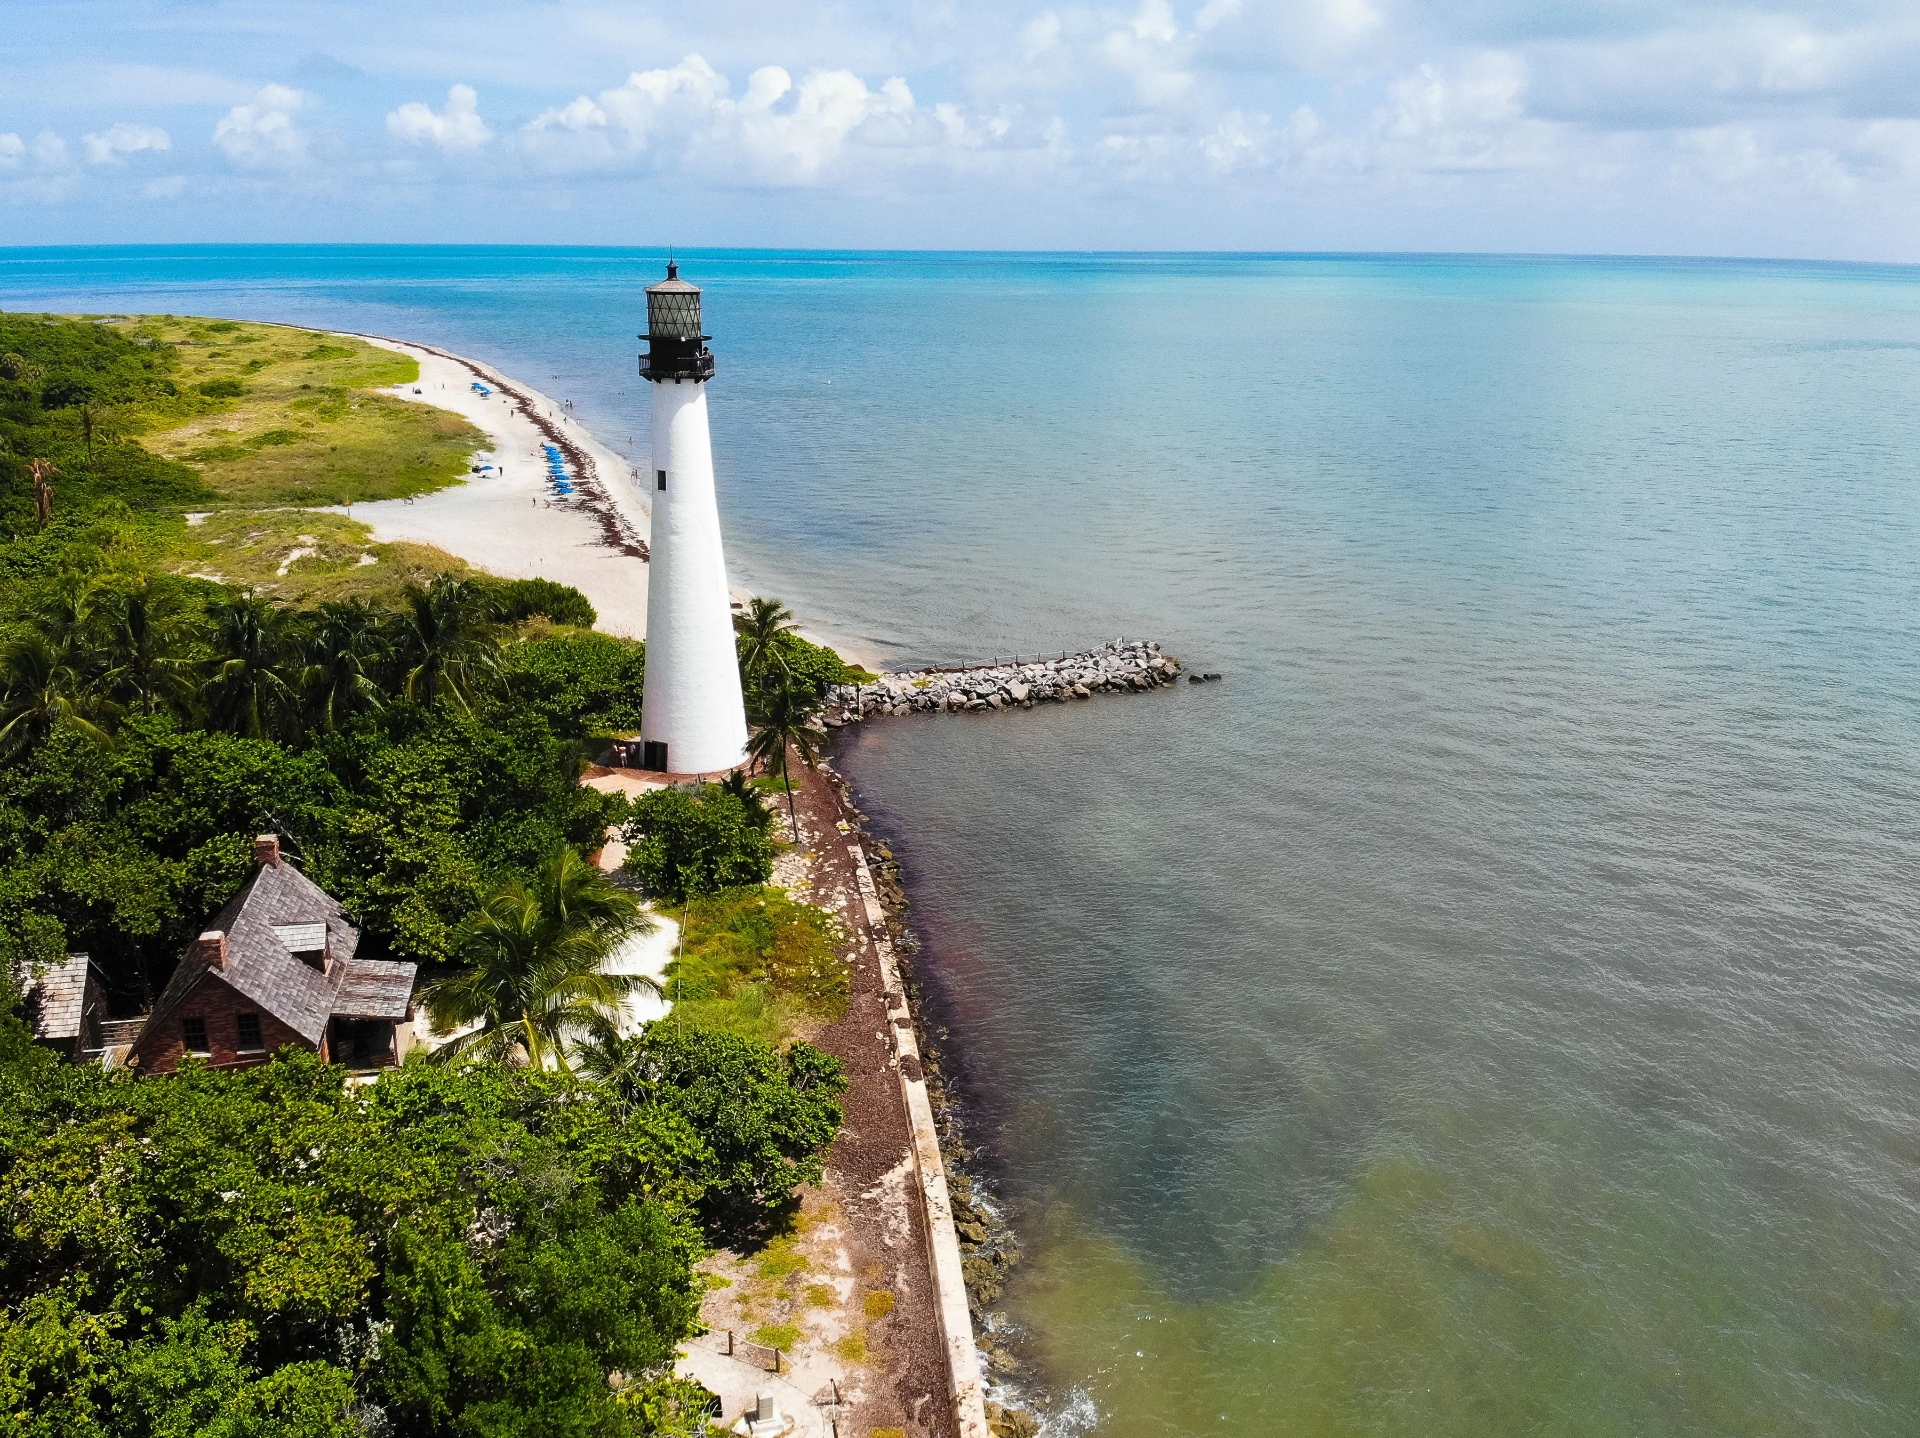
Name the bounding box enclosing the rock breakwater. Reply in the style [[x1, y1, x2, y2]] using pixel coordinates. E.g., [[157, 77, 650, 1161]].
[[824, 639, 1180, 725]]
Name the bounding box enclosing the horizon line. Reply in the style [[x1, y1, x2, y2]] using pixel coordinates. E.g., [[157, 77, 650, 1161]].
[[2, 242, 1918, 273]]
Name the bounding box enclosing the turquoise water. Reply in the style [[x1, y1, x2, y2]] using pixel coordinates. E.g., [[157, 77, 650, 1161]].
[[7, 247, 1920, 1434]]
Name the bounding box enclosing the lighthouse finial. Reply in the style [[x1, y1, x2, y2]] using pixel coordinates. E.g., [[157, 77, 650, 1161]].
[[667, 248, 677, 281]]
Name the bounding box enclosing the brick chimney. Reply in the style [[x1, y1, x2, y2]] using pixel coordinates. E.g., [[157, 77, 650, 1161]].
[[195, 930, 228, 969], [254, 834, 280, 867]]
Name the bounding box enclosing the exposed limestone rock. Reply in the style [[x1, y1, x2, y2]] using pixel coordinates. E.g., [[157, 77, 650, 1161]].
[[825, 639, 1181, 726]]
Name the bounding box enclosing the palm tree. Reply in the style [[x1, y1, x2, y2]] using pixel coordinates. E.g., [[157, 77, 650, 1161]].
[[93, 580, 198, 718], [734, 595, 798, 688], [28, 459, 56, 526], [34, 578, 94, 651], [394, 573, 501, 713], [716, 769, 774, 833], [203, 592, 302, 740], [0, 632, 111, 754], [745, 675, 827, 842], [421, 846, 658, 1074], [570, 1025, 646, 1113], [300, 598, 388, 731]]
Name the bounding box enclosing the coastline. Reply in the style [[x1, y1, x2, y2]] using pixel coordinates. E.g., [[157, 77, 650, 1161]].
[[321, 330, 887, 670], [320, 336, 992, 1437], [316, 332, 656, 637]]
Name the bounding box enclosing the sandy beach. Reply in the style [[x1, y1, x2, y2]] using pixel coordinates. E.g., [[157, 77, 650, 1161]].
[[319, 334, 897, 671], [319, 334, 657, 637]]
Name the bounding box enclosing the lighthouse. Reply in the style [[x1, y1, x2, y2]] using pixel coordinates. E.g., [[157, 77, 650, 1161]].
[[636, 262, 748, 775]]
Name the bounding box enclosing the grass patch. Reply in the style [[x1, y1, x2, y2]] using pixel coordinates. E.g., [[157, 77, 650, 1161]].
[[160, 509, 472, 606], [749, 1323, 801, 1352], [665, 887, 852, 1044], [756, 1247, 808, 1280], [863, 1290, 896, 1319], [805, 1284, 835, 1309], [837, 1333, 871, 1366], [84, 314, 486, 506]]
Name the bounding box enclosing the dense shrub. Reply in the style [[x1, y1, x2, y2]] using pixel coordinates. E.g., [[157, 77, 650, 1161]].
[[0, 317, 212, 527], [0, 703, 626, 992], [0, 315, 179, 409], [621, 785, 775, 902], [633, 1024, 847, 1216], [502, 631, 645, 735], [753, 631, 871, 691], [480, 575, 597, 628]]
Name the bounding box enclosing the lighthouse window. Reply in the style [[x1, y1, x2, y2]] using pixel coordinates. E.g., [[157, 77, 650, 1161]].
[[657, 470, 667, 491]]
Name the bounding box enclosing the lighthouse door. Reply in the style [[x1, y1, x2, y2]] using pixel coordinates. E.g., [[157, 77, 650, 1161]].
[[642, 741, 669, 772]]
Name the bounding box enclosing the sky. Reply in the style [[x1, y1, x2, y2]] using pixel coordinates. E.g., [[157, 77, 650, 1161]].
[[4, 0, 1920, 259]]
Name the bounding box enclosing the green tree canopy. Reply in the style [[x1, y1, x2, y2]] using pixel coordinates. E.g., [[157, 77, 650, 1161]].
[[0, 1017, 726, 1438], [420, 845, 656, 1073], [621, 785, 774, 903]]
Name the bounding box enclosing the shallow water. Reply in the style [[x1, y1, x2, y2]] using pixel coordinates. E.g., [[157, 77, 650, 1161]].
[[7, 247, 1920, 1433]]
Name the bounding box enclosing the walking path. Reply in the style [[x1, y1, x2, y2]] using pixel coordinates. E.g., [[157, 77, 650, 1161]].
[[667, 757, 986, 1438]]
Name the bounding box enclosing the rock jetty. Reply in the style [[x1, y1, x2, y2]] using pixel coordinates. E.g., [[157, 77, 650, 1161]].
[[824, 639, 1180, 725]]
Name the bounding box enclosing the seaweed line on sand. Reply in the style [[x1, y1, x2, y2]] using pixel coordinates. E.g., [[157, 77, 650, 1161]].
[[338, 330, 650, 562]]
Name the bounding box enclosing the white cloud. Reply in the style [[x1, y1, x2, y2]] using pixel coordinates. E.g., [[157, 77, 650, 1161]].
[[524, 53, 928, 184], [212, 85, 308, 167], [1101, 0, 1197, 109], [1194, 0, 1383, 69], [1385, 53, 1528, 139], [30, 131, 70, 169], [387, 84, 492, 151], [81, 123, 170, 165], [1200, 105, 1320, 174], [533, 95, 608, 133], [0, 131, 78, 204], [6, 0, 1920, 251]]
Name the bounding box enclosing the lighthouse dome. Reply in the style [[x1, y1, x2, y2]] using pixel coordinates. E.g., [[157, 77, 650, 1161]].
[[646, 263, 704, 340], [640, 261, 715, 382]]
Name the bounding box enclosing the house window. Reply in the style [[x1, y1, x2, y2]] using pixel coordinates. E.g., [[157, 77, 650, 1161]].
[[182, 1016, 209, 1053], [656, 469, 667, 491], [236, 1013, 263, 1052]]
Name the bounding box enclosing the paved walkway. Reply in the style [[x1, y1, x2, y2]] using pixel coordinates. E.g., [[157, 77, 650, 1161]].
[[678, 1332, 846, 1437]]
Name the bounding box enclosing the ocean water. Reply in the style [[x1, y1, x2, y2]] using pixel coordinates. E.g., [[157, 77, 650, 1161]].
[[6, 247, 1920, 1434]]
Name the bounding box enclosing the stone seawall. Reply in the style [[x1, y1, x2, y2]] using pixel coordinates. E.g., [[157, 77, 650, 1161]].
[[825, 639, 1180, 725]]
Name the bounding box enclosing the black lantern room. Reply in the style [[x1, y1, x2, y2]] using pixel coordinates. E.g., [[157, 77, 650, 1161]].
[[640, 262, 715, 382]]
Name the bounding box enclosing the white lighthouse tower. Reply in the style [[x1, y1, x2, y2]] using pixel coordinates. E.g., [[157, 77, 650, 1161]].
[[637, 262, 748, 775]]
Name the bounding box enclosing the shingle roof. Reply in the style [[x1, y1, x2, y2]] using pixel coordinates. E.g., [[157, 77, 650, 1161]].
[[17, 952, 96, 1042], [333, 958, 416, 1019], [144, 858, 415, 1047]]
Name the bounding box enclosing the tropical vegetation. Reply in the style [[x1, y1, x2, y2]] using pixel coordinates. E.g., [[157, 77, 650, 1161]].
[[621, 785, 776, 903], [0, 1013, 819, 1437], [420, 846, 654, 1073], [0, 315, 873, 1436]]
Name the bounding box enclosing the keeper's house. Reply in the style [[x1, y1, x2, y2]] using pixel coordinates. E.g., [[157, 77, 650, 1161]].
[[129, 835, 418, 1075], [17, 950, 109, 1059]]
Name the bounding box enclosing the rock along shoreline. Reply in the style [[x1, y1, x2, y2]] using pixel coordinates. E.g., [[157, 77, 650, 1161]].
[[825, 638, 1182, 725]]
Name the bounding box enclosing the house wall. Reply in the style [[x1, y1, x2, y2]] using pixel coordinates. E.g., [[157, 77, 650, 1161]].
[[131, 969, 317, 1075], [79, 967, 106, 1054]]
